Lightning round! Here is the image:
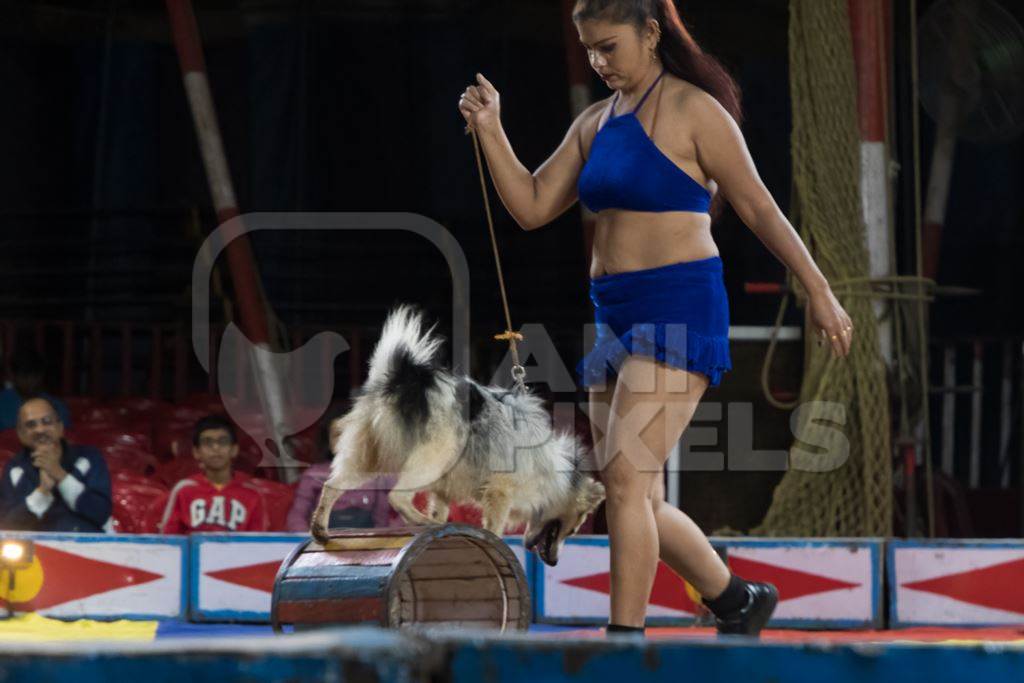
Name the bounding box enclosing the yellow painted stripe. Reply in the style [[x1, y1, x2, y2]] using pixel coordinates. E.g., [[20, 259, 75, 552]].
[[314, 536, 414, 552], [0, 613, 157, 641]]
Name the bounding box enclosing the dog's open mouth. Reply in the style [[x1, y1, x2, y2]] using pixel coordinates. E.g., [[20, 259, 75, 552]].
[[528, 519, 562, 567]]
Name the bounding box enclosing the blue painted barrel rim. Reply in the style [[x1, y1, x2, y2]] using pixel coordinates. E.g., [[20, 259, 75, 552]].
[[271, 538, 313, 633]]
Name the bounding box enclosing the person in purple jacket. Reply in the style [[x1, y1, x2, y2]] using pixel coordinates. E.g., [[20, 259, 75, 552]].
[[285, 463, 399, 532], [285, 409, 400, 531]]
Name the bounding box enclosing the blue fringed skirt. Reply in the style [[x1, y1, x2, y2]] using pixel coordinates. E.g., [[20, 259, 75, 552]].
[[577, 255, 732, 389]]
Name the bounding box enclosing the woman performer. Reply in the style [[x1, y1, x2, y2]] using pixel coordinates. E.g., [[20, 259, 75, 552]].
[[458, 0, 853, 637]]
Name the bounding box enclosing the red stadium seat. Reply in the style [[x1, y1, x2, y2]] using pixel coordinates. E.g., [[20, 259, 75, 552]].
[[111, 480, 168, 534], [0, 430, 21, 453], [64, 395, 101, 416], [107, 430, 153, 452], [106, 396, 172, 420], [110, 470, 156, 488], [140, 490, 171, 534], [74, 406, 125, 425], [167, 405, 208, 423], [285, 428, 320, 464], [235, 429, 266, 467], [154, 458, 201, 488], [180, 393, 226, 414], [102, 444, 159, 475], [67, 427, 153, 453], [245, 477, 296, 531], [153, 421, 194, 461]]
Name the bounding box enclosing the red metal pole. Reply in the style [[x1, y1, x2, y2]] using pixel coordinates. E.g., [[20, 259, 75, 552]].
[[848, 0, 887, 144], [164, 0, 271, 348]]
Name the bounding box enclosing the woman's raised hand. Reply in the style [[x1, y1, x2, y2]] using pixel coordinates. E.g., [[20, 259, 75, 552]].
[[458, 73, 501, 133]]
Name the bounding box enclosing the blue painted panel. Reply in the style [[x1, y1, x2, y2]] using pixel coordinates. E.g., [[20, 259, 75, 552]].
[[0, 627, 423, 683], [445, 638, 1024, 683], [2, 531, 190, 546], [888, 539, 1024, 550], [191, 533, 308, 544], [3, 625, 1024, 683], [277, 570, 392, 602], [283, 564, 384, 580]]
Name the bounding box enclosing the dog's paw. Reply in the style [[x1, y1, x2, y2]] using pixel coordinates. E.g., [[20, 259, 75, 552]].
[[427, 505, 450, 524], [399, 509, 437, 527], [310, 523, 330, 544]]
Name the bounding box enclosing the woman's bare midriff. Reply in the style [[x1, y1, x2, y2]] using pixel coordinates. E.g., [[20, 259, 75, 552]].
[[588, 209, 719, 278]]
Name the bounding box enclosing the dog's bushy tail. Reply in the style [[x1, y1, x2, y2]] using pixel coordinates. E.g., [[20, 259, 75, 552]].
[[367, 305, 444, 425]]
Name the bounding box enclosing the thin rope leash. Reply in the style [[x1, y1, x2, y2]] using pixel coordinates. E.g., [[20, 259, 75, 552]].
[[467, 125, 526, 393]]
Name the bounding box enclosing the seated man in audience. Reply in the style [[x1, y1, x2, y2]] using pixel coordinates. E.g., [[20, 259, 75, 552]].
[[159, 415, 267, 534], [0, 396, 110, 531]]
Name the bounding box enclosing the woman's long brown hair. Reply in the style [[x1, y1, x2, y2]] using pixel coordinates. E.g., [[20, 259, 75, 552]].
[[573, 0, 742, 125]]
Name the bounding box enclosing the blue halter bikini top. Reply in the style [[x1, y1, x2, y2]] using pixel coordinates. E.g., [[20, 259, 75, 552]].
[[578, 71, 712, 214]]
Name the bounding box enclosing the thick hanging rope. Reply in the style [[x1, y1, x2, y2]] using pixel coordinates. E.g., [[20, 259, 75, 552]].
[[467, 126, 527, 393], [745, 0, 898, 538]]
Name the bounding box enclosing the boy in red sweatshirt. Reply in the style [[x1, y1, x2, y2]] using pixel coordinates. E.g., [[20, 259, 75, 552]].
[[158, 415, 267, 534]]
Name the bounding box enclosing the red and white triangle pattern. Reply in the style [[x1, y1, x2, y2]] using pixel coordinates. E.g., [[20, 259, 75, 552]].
[[199, 540, 302, 613], [9, 540, 182, 618], [725, 545, 870, 621], [541, 540, 874, 622], [894, 546, 1024, 624]]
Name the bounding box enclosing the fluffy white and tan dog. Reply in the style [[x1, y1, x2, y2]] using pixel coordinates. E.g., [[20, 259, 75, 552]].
[[310, 305, 604, 565]]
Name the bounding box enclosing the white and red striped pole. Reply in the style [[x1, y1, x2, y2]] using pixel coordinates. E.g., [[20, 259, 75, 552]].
[[165, 0, 271, 348], [165, 0, 300, 476], [849, 0, 894, 363]]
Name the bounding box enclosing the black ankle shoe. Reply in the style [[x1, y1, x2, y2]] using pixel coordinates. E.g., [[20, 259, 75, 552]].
[[714, 582, 778, 636]]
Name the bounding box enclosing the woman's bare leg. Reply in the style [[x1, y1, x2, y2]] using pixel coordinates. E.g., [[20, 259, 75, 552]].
[[596, 357, 729, 626], [648, 474, 730, 600], [590, 377, 652, 626]]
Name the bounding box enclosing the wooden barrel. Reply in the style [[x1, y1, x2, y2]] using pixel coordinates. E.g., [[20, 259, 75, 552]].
[[271, 524, 531, 632]]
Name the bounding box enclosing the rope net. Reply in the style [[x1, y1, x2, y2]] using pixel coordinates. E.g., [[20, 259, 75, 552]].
[[748, 0, 893, 537]]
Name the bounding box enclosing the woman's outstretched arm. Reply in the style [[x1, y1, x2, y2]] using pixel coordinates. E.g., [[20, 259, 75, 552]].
[[687, 91, 854, 357], [460, 73, 602, 231]]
